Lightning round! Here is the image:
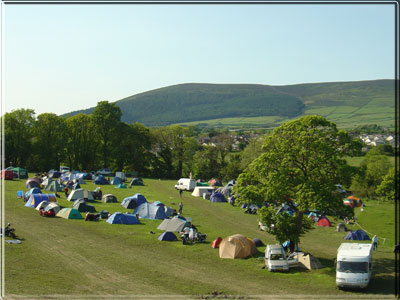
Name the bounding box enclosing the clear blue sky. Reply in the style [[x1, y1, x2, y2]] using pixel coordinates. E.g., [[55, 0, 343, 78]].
[[3, 3, 395, 116]]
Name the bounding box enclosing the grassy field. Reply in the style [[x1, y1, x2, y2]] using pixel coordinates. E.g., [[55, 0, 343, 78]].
[[3, 176, 396, 299]]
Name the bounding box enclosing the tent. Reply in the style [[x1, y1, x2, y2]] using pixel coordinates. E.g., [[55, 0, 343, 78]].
[[121, 193, 147, 209], [208, 178, 222, 187], [211, 237, 223, 248], [25, 178, 40, 189], [191, 186, 215, 197], [102, 194, 117, 203], [129, 177, 144, 186], [11, 167, 28, 179], [24, 187, 42, 201], [44, 202, 61, 213], [94, 175, 109, 185], [157, 216, 190, 232], [73, 199, 96, 213], [344, 230, 370, 241], [45, 180, 63, 192], [56, 208, 83, 219], [49, 170, 61, 178], [115, 184, 127, 189], [343, 196, 363, 208], [133, 203, 167, 220], [336, 222, 347, 232], [164, 206, 176, 217], [158, 232, 177, 241], [106, 213, 140, 225], [25, 194, 56, 208], [316, 217, 331, 227], [67, 189, 94, 201], [152, 201, 164, 207], [111, 177, 123, 185], [210, 192, 227, 203], [228, 179, 236, 185], [35, 201, 51, 211], [72, 182, 81, 190], [253, 238, 265, 247], [295, 253, 324, 270], [219, 185, 233, 197], [0, 170, 14, 180], [219, 234, 257, 259], [99, 210, 109, 219]]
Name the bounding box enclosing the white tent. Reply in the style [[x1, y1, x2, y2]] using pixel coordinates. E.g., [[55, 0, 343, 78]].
[[67, 188, 94, 201], [191, 186, 215, 197]]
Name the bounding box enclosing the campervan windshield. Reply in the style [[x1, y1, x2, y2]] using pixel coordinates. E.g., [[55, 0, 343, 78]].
[[337, 261, 368, 273]]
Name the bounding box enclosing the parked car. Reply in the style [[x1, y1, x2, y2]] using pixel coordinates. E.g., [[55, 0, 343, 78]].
[[96, 168, 113, 176], [265, 244, 289, 272]]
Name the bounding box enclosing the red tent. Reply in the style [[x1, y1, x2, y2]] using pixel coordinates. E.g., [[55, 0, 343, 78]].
[[316, 217, 331, 227], [0, 170, 14, 180], [211, 237, 223, 248]]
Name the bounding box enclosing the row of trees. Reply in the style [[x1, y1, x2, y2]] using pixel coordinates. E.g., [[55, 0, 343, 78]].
[[2, 101, 255, 180]]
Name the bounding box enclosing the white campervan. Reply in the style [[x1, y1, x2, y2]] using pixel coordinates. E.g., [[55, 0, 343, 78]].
[[265, 244, 289, 272], [336, 243, 373, 289], [174, 178, 197, 191]]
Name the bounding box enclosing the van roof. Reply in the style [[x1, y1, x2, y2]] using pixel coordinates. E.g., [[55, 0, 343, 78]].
[[338, 243, 372, 257]]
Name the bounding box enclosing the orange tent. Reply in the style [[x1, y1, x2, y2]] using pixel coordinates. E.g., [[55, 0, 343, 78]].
[[211, 237, 223, 248]]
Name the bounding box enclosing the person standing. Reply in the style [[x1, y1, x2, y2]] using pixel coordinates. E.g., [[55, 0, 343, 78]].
[[372, 235, 379, 252], [179, 189, 183, 198], [179, 202, 183, 214]]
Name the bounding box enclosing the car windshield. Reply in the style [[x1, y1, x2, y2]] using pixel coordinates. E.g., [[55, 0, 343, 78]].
[[337, 261, 368, 273], [270, 254, 284, 260]]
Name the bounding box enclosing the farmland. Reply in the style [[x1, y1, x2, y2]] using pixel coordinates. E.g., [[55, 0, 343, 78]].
[[3, 176, 396, 299]]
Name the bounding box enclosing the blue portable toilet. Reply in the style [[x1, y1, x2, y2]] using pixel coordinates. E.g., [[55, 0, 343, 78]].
[[210, 192, 227, 203], [158, 231, 177, 241], [106, 212, 140, 225]]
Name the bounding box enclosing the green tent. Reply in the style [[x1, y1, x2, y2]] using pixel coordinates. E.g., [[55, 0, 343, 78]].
[[11, 167, 28, 179], [56, 208, 83, 220], [45, 180, 63, 192]]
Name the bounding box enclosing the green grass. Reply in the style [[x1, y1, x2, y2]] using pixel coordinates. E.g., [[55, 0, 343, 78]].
[[3, 176, 396, 298], [345, 156, 395, 167]]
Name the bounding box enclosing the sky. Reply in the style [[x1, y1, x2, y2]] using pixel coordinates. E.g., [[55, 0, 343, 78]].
[[2, 3, 395, 116]]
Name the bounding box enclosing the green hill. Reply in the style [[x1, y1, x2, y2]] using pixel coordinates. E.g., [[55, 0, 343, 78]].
[[64, 80, 395, 129]]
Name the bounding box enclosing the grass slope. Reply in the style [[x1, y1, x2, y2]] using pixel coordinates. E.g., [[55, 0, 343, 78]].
[[4, 177, 395, 299], [64, 80, 394, 130]]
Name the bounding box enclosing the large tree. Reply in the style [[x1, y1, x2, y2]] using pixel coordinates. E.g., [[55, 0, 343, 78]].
[[91, 101, 122, 168], [3, 109, 35, 168], [32, 113, 66, 171], [234, 116, 361, 247]]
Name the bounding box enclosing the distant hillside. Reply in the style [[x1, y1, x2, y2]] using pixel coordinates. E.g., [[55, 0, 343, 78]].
[[64, 84, 305, 126], [64, 80, 395, 128]]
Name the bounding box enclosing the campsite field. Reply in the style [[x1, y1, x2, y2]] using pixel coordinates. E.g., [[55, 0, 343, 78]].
[[3, 177, 396, 299]]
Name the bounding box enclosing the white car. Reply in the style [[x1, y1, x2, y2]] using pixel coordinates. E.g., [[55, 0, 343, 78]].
[[265, 244, 289, 272]]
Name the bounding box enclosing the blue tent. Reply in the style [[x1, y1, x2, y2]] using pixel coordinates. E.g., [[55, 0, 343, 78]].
[[94, 175, 109, 185], [133, 203, 167, 220], [106, 212, 140, 225], [25, 193, 56, 208], [344, 230, 370, 241], [115, 183, 127, 189], [210, 192, 227, 203], [121, 193, 147, 209], [111, 177, 123, 185], [158, 231, 177, 241], [72, 182, 81, 190], [49, 170, 61, 178], [24, 187, 42, 201]]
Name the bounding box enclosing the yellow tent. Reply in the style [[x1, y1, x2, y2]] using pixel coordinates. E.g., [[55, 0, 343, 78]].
[[219, 234, 257, 259]]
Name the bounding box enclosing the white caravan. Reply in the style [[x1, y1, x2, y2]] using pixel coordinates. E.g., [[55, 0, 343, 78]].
[[336, 243, 373, 289], [174, 178, 197, 192]]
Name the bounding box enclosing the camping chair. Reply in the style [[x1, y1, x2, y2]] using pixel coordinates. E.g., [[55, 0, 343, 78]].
[[17, 191, 24, 198]]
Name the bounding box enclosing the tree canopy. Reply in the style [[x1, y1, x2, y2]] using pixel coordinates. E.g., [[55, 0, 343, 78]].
[[234, 115, 361, 245]]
